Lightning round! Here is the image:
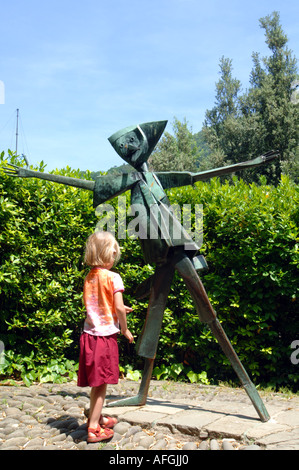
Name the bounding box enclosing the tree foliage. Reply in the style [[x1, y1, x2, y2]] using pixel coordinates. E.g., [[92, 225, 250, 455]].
[[149, 117, 202, 172], [0, 151, 298, 390], [203, 12, 299, 184], [0, 152, 95, 364]]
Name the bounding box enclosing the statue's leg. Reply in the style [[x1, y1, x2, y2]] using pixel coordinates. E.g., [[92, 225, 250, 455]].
[[107, 262, 175, 407], [173, 251, 270, 422]]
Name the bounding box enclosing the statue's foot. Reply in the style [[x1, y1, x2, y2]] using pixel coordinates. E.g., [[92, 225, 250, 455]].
[[106, 394, 147, 407]]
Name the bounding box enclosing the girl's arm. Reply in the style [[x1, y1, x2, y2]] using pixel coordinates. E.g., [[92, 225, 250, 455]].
[[114, 291, 134, 343]]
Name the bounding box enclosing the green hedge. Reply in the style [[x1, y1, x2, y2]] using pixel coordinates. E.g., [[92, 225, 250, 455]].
[[0, 154, 95, 363], [167, 176, 298, 389], [0, 152, 298, 390]]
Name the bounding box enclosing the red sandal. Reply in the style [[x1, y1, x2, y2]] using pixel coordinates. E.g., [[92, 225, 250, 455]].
[[87, 425, 114, 443], [100, 414, 118, 428], [87, 414, 118, 429]]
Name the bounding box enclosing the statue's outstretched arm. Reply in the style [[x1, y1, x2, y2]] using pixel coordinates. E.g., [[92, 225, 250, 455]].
[[3, 164, 95, 191], [156, 150, 279, 189], [191, 150, 279, 183]]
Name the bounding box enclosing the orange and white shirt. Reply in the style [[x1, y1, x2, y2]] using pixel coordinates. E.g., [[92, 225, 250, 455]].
[[83, 267, 124, 336]]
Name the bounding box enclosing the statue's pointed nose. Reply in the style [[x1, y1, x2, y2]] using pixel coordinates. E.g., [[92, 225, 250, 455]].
[[126, 143, 140, 151]]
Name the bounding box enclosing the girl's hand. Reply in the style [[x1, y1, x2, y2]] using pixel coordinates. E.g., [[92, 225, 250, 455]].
[[124, 305, 133, 315], [122, 328, 134, 343]]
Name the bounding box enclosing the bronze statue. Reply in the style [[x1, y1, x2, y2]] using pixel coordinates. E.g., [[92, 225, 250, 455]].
[[4, 120, 279, 422]]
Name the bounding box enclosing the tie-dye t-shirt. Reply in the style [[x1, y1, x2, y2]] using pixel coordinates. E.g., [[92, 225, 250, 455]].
[[83, 267, 124, 336]]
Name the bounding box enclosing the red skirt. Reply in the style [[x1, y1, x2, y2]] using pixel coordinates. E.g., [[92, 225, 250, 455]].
[[77, 332, 119, 387]]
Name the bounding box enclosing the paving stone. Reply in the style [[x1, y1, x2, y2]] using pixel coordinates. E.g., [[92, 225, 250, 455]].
[[182, 441, 198, 450], [1, 437, 29, 448], [0, 381, 297, 450], [25, 437, 44, 448], [126, 425, 142, 437], [222, 439, 235, 450], [210, 438, 220, 450], [4, 407, 23, 417], [113, 421, 131, 435], [138, 435, 155, 448], [198, 440, 209, 450], [151, 438, 168, 450]]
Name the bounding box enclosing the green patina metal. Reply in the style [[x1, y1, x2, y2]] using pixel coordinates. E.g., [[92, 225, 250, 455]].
[[4, 120, 279, 422]]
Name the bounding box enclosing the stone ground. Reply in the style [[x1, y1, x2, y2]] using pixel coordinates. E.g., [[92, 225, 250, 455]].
[[0, 379, 298, 451]]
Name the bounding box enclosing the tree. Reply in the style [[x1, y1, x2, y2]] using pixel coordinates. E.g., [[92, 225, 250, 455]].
[[204, 56, 241, 146], [202, 57, 242, 171], [203, 12, 299, 184], [149, 117, 202, 172]]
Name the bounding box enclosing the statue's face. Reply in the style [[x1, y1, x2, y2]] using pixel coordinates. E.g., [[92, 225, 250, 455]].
[[108, 121, 167, 170], [116, 127, 149, 166]]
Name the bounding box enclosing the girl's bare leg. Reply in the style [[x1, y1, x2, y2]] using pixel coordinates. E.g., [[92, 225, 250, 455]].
[[89, 384, 107, 428]]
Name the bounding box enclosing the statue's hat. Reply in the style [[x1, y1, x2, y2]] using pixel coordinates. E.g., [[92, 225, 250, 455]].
[[108, 120, 167, 169]]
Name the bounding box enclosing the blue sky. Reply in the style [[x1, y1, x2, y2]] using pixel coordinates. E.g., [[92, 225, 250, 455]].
[[0, 0, 298, 172]]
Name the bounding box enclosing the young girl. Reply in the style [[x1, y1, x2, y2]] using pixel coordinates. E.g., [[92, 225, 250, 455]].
[[77, 231, 134, 443]]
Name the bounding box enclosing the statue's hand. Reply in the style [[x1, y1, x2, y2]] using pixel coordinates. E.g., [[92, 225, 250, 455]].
[[250, 149, 280, 166], [3, 164, 95, 190], [3, 163, 30, 178]]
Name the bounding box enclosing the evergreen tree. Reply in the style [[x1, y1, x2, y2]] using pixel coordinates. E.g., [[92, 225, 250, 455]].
[[203, 12, 298, 184], [149, 117, 202, 172]]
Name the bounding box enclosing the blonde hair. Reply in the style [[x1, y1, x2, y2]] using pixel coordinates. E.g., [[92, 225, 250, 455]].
[[84, 231, 121, 268]]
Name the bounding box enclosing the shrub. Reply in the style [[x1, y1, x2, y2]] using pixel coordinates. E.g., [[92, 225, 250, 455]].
[[0, 151, 298, 390], [0, 152, 95, 364], [168, 175, 298, 389]]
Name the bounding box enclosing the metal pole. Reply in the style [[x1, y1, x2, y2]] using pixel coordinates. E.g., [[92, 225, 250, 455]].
[[15, 109, 19, 155]]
